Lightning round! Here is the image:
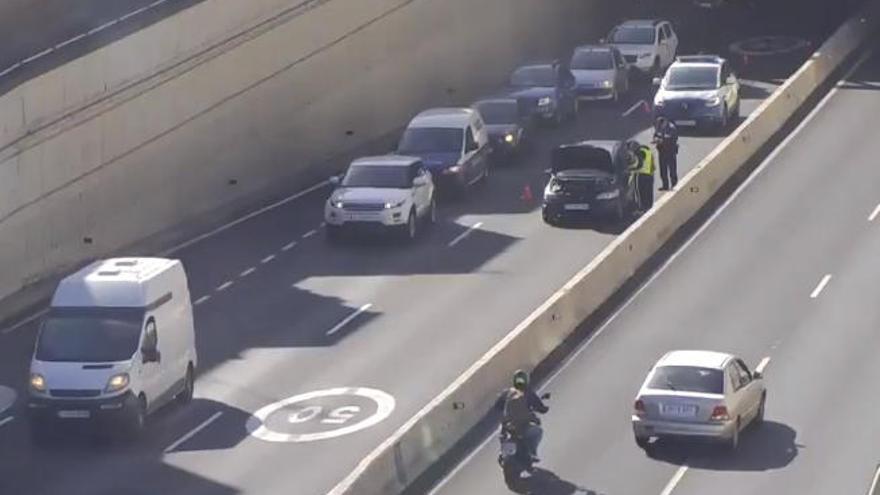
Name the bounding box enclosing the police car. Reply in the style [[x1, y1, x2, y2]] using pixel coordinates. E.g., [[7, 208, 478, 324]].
[[652, 55, 741, 133]]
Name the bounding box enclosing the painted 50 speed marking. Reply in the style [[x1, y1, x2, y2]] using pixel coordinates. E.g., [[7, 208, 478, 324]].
[[246, 387, 395, 443]]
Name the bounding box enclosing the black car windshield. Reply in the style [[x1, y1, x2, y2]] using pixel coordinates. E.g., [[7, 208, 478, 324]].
[[648, 366, 724, 394], [552, 146, 614, 174], [609, 26, 655, 44], [342, 165, 411, 188], [571, 50, 613, 70], [36, 308, 144, 362], [475, 102, 519, 125], [398, 128, 463, 154], [510, 66, 556, 87], [666, 66, 720, 90]]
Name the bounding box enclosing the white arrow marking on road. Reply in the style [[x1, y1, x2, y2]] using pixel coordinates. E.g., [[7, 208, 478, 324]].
[[327, 304, 373, 336], [810, 274, 832, 299], [660, 465, 689, 495]]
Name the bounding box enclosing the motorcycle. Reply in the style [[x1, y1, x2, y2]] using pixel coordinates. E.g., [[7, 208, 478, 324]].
[[497, 392, 550, 486]]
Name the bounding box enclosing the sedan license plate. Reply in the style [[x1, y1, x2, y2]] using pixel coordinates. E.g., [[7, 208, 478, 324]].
[[564, 203, 590, 211], [57, 410, 90, 419], [675, 119, 697, 126], [660, 403, 697, 418]]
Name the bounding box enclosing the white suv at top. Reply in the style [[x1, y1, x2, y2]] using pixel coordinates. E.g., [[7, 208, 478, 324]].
[[325, 155, 437, 241], [605, 19, 678, 77]]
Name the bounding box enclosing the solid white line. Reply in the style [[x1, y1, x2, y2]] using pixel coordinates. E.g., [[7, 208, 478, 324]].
[[281, 241, 298, 252], [20, 48, 54, 65], [260, 254, 276, 264], [0, 416, 14, 428], [302, 229, 318, 239], [660, 465, 689, 495], [216, 281, 234, 292], [623, 99, 647, 117], [869, 203, 880, 222], [117, 5, 152, 22], [193, 295, 211, 306], [448, 222, 483, 247], [755, 356, 771, 376], [427, 45, 875, 495], [54, 33, 88, 50], [0, 62, 22, 78], [239, 267, 256, 278], [810, 274, 832, 299], [163, 411, 223, 454], [326, 304, 372, 336]]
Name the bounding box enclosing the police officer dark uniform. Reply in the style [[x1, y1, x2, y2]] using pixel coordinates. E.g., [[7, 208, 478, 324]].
[[653, 117, 679, 191], [628, 142, 655, 213]]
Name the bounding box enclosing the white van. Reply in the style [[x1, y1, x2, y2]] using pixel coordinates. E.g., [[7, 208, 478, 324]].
[[27, 258, 197, 442]]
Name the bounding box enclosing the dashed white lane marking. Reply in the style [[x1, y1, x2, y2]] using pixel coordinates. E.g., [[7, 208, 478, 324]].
[[193, 295, 211, 306], [239, 267, 256, 278], [261, 254, 276, 264], [447, 222, 483, 247], [281, 241, 298, 252], [623, 99, 648, 117], [1, 309, 48, 335], [302, 229, 318, 239], [869, 203, 880, 222], [326, 304, 373, 336], [216, 281, 234, 292], [0, 416, 14, 429], [660, 465, 689, 495], [20, 48, 54, 65], [163, 411, 223, 454], [810, 274, 832, 299], [54, 33, 87, 50]]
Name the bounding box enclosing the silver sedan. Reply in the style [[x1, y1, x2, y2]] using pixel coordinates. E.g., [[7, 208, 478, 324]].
[[632, 350, 768, 450]]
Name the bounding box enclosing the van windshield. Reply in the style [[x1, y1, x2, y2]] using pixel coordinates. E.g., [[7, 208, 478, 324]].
[[36, 308, 145, 362]]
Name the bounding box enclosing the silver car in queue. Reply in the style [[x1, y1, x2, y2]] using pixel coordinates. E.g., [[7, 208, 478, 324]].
[[632, 350, 768, 451]]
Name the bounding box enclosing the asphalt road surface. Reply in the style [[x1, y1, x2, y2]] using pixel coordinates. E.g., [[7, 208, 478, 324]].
[[0, 1, 844, 495], [427, 48, 880, 495]]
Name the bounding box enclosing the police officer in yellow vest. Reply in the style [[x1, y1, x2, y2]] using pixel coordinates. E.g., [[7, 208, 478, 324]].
[[627, 142, 655, 213]]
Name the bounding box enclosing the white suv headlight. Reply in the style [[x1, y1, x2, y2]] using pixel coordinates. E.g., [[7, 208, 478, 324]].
[[330, 198, 344, 208], [384, 199, 406, 209]]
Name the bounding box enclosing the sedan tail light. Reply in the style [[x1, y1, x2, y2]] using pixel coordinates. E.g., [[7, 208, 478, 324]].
[[634, 399, 646, 417], [710, 405, 730, 421]]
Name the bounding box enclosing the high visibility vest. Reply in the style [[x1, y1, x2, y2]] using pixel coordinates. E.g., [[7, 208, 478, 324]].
[[637, 147, 655, 176]]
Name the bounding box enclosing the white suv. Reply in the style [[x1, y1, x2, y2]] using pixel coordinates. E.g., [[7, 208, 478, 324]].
[[605, 19, 679, 77], [325, 155, 437, 241]]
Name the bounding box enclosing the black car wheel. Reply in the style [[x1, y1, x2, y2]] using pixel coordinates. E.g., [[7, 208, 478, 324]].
[[428, 197, 438, 226], [405, 209, 418, 241], [125, 396, 147, 440], [176, 364, 194, 405]]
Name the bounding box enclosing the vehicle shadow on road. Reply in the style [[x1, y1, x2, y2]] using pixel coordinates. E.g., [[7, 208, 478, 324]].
[[509, 467, 604, 495], [647, 420, 801, 472]]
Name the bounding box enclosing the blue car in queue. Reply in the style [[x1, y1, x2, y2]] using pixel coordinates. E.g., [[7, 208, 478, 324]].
[[542, 140, 639, 225], [396, 108, 491, 194], [506, 62, 578, 126], [472, 97, 531, 161], [653, 55, 741, 133]]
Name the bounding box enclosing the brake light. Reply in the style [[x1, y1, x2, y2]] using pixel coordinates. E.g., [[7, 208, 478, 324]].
[[634, 399, 646, 417], [710, 405, 730, 421]]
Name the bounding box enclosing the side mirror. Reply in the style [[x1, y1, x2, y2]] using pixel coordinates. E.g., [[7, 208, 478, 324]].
[[541, 392, 551, 400], [142, 348, 161, 364], [466, 142, 479, 153], [329, 175, 341, 186], [652, 77, 662, 87], [752, 370, 763, 380], [544, 168, 553, 176]]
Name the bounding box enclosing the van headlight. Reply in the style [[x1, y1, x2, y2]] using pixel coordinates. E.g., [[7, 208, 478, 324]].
[[600, 80, 613, 88], [538, 97, 552, 107], [706, 96, 722, 107], [30, 373, 47, 393], [596, 189, 620, 200], [504, 133, 515, 144], [105, 373, 130, 393]]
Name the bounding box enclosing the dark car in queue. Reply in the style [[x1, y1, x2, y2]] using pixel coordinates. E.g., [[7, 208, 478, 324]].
[[506, 62, 578, 126], [542, 140, 639, 225], [472, 97, 531, 162]]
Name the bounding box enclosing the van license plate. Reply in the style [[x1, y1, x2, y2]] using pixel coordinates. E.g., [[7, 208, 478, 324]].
[[58, 410, 90, 419], [564, 204, 590, 211]]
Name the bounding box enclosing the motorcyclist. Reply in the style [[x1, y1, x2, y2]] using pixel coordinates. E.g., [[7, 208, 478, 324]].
[[496, 369, 549, 461]]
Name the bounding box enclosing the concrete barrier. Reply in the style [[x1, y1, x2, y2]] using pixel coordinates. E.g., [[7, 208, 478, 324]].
[[326, 3, 880, 494], [0, 0, 627, 308]]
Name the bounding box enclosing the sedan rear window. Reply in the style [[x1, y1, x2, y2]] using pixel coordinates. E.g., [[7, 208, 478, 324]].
[[571, 50, 613, 70], [648, 366, 724, 394]]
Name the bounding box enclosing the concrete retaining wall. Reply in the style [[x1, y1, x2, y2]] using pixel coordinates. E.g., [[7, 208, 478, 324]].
[[0, 0, 624, 304], [326, 3, 880, 494]]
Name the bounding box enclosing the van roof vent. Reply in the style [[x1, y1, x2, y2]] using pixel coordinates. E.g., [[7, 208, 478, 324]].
[[97, 270, 121, 277], [114, 260, 139, 267]]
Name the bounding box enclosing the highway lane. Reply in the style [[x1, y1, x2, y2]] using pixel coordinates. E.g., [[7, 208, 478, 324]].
[[0, 2, 821, 494], [427, 48, 880, 495], [0, 0, 207, 94]]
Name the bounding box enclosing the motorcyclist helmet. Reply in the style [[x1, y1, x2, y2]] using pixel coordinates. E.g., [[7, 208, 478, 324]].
[[513, 369, 530, 391]]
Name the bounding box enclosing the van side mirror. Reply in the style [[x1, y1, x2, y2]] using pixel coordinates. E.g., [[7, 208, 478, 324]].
[[652, 77, 662, 87], [142, 347, 161, 364], [466, 141, 479, 153], [329, 175, 341, 186]]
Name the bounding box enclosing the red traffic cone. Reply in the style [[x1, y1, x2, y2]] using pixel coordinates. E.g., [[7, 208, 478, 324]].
[[642, 100, 652, 114], [520, 184, 534, 202]]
